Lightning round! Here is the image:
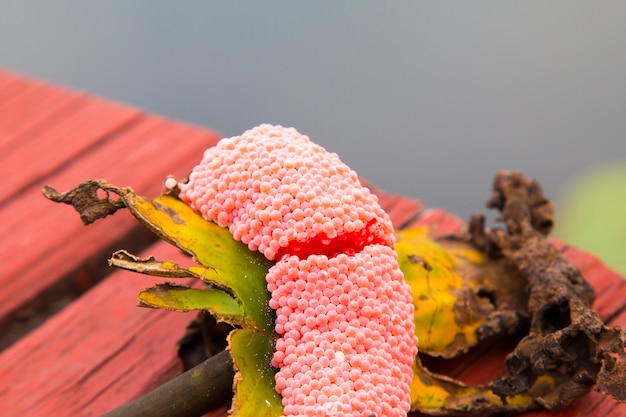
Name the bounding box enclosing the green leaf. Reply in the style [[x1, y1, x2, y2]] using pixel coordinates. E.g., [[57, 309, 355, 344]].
[[118, 190, 280, 416], [124, 193, 275, 330], [555, 163, 626, 276], [138, 283, 246, 324]]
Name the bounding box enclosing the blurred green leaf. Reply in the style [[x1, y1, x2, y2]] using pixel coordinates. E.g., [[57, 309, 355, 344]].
[[555, 163, 626, 276]]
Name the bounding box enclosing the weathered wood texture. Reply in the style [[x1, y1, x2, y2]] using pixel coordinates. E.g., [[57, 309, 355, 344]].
[[0, 68, 624, 417], [0, 68, 222, 350]]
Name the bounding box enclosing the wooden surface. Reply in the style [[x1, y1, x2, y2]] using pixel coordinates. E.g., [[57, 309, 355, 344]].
[[0, 68, 624, 416]]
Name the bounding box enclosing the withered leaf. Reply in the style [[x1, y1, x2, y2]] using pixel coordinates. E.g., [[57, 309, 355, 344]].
[[471, 171, 626, 409], [396, 227, 527, 359], [42, 180, 129, 225], [109, 250, 208, 278]]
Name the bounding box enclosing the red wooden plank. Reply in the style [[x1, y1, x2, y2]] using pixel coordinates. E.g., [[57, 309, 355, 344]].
[[0, 114, 221, 345], [0, 82, 85, 148], [0, 96, 143, 203], [0, 239, 229, 417], [0, 71, 41, 104], [0, 68, 19, 90], [386, 196, 423, 228], [406, 208, 467, 237], [558, 243, 626, 321], [521, 391, 618, 417], [368, 183, 423, 228], [530, 383, 626, 416], [591, 274, 626, 321]]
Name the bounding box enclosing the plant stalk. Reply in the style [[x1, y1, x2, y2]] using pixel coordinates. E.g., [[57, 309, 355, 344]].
[[101, 350, 234, 417]]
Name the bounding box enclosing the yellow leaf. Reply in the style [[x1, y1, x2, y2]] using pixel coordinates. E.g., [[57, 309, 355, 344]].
[[396, 227, 491, 357]]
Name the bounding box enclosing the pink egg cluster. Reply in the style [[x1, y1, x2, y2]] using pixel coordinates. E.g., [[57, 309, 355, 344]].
[[267, 245, 416, 417], [179, 124, 417, 417], [179, 124, 393, 261]]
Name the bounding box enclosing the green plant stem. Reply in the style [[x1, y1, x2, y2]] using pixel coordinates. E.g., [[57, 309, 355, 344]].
[[101, 350, 234, 417]]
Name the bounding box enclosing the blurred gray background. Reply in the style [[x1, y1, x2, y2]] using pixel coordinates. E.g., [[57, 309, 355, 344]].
[[1, 1, 625, 221]]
